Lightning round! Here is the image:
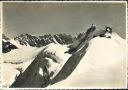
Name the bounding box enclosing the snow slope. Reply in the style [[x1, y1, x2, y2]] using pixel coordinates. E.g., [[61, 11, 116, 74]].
[[2, 41, 71, 87], [2, 39, 43, 87], [3, 39, 44, 63], [2, 60, 33, 87], [43, 43, 71, 79], [49, 33, 126, 88]]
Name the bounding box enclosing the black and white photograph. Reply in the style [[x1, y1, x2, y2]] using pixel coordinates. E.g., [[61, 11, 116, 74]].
[[1, 1, 127, 89]]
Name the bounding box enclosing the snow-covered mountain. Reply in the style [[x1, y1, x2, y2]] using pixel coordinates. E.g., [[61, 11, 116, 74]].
[[50, 32, 126, 88], [14, 33, 74, 47], [2, 26, 126, 88], [2, 33, 75, 54]]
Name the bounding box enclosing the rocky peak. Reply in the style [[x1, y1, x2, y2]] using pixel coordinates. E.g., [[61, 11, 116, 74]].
[[14, 33, 74, 47]]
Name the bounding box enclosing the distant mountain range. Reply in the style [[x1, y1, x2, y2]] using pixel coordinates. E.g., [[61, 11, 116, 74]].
[[3, 25, 109, 54]]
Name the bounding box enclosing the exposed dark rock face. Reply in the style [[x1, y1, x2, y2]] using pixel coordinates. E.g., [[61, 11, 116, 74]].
[[68, 25, 96, 54], [2, 34, 18, 53], [10, 51, 51, 88], [2, 40, 18, 53], [14, 34, 39, 46]]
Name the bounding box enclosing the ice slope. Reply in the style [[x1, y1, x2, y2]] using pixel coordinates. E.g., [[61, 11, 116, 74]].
[[49, 33, 126, 88]]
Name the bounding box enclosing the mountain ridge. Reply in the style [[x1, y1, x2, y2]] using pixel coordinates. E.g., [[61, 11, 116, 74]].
[[2, 25, 112, 54]]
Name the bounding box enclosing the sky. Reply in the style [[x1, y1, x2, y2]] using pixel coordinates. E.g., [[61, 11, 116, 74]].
[[3, 2, 126, 39]]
